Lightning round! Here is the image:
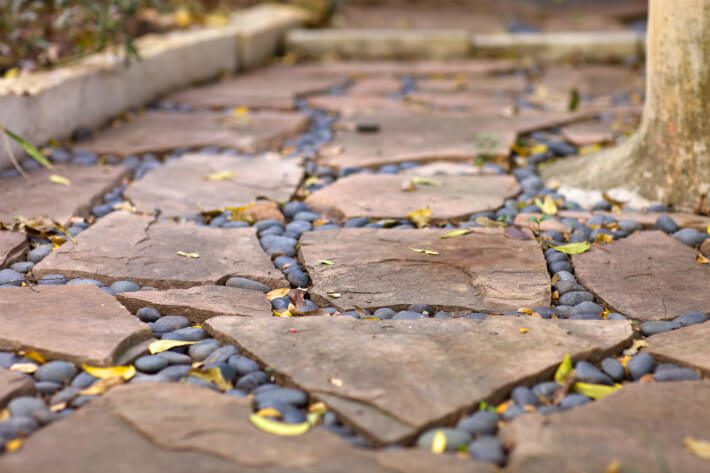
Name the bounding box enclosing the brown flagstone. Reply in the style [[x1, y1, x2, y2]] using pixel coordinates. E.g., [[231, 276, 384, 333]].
[[0, 231, 28, 267]]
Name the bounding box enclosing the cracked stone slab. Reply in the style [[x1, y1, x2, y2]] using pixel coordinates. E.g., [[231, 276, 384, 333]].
[[0, 231, 28, 267], [0, 368, 35, 409], [573, 231, 710, 321], [648, 322, 710, 375], [124, 153, 303, 218], [76, 110, 308, 156], [117, 285, 272, 323], [501, 382, 710, 473], [0, 164, 128, 226], [305, 174, 520, 223], [34, 212, 286, 290], [166, 69, 344, 110], [0, 383, 494, 473], [206, 316, 632, 445], [0, 285, 151, 366], [300, 227, 549, 312]]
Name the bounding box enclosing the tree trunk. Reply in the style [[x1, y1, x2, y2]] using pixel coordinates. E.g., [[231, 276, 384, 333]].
[[541, 0, 710, 212]]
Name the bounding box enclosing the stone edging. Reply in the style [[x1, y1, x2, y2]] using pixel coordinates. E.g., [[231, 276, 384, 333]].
[[0, 4, 307, 170]]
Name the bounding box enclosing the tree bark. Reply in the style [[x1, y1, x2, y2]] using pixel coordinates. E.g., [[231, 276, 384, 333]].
[[541, 0, 710, 212]]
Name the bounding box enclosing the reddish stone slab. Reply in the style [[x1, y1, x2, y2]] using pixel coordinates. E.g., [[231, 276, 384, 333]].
[[0, 164, 127, 226], [0, 231, 27, 267], [573, 231, 710, 321], [289, 60, 518, 79], [206, 315, 632, 445], [561, 120, 616, 146], [124, 153, 303, 218], [417, 75, 526, 95], [347, 78, 403, 96], [0, 285, 151, 366], [405, 92, 514, 112], [0, 368, 35, 409], [0, 383, 495, 473], [307, 95, 416, 116], [306, 174, 520, 223], [502, 382, 710, 473], [648, 322, 710, 375], [299, 227, 549, 312], [117, 285, 272, 323], [77, 110, 308, 156], [400, 161, 494, 176], [34, 212, 286, 290]]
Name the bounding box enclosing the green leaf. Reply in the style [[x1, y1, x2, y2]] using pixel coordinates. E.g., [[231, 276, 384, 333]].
[[551, 241, 591, 255], [572, 382, 621, 400], [554, 353, 573, 383], [2, 127, 52, 169], [568, 87, 580, 112], [319, 259, 335, 265], [440, 228, 473, 239], [410, 177, 441, 187]]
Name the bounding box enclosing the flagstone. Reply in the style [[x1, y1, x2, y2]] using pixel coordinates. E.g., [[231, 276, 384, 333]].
[[573, 231, 710, 321], [33, 212, 286, 290], [76, 110, 308, 156], [0, 231, 28, 267], [416, 75, 526, 94], [308, 95, 416, 116], [348, 78, 403, 96], [0, 285, 151, 366], [561, 120, 616, 146], [0, 383, 495, 473], [0, 164, 128, 226], [305, 174, 520, 223], [702, 239, 710, 256], [166, 69, 344, 110], [124, 153, 303, 218], [290, 60, 518, 79], [501, 382, 710, 473], [405, 92, 514, 112], [400, 161, 496, 176], [648, 322, 710, 375], [117, 285, 272, 323], [206, 315, 632, 445], [0, 368, 35, 409], [299, 227, 549, 312]]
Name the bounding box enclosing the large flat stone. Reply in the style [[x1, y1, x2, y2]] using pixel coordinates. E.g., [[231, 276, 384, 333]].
[[300, 227, 549, 312], [501, 382, 710, 473], [573, 231, 710, 321], [0, 383, 494, 473], [206, 316, 632, 445], [0, 368, 35, 409], [124, 153, 303, 218], [305, 174, 520, 223], [0, 231, 28, 267], [117, 285, 272, 323], [0, 285, 151, 366], [648, 322, 710, 375], [77, 110, 308, 156], [0, 164, 127, 225], [34, 212, 286, 290], [288, 60, 517, 79], [166, 69, 343, 110]]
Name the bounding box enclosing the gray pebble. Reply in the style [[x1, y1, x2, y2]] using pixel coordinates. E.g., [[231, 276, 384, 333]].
[[640, 320, 680, 336], [35, 381, 62, 395], [674, 311, 708, 327], [156, 365, 191, 381], [203, 345, 238, 366], [559, 291, 594, 306], [373, 308, 396, 319], [228, 355, 260, 376], [654, 365, 699, 382], [456, 410, 499, 435], [135, 355, 169, 374], [37, 274, 67, 285], [225, 277, 270, 292], [35, 361, 77, 384], [136, 307, 161, 322], [71, 372, 98, 389], [0, 269, 23, 286], [156, 351, 192, 365], [417, 428, 471, 452], [511, 386, 539, 407], [10, 262, 34, 273], [173, 327, 207, 341], [559, 394, 591, 409], [188, 339, 221, 361], [235, 370, 269, 392], [673, 228, 708, 247], [574, 361, 613, 385], [600, 357, 625, 382], [27, 245, 52, 263], [392, 311, 425, 320], [255, 387, 308, 408], [468, 436, 505, 466], [628, 352, 655, 380], [110, 280, 141, 293], [655, 215, 678, 233], [151, 315, 190, 334], [8, 397, 49, 418]]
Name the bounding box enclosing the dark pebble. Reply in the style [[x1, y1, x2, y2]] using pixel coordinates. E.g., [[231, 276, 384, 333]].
[[468, 436, 505, 466], [574, 361, 613, 385], [35, 361, 77, 384], [628, 352, 656, 380], [110, 280, 141, 293], [225, 277, 270, 292], [135, 355, 169, 374], [136, 307, 162, 322], [235, 370, 269, 392], [640, 320, 680, 336], [456, 410, 499, 435], [655, 215, 679, 233], [511, 386, 539, 407], [600, 357, 625, 382], [559, 394, 591, 409]]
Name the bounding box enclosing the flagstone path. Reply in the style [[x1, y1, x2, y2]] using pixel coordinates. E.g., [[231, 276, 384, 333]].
[[0, 50, 708, 472]]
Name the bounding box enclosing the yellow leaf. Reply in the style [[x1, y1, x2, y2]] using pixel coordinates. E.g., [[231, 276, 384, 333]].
[[572, 382, 621, 400], [604, 460, 622, 473], [256, 407, 282, 418], [81, 364, 136, 381], [4, 67, 20, 79], [232, 106, 250, 117], [684, 437, 710, 460], [49, 174, 71, 186], [697, 254, 709, 265], [594, 233, 614, 244], [706, 226, 710, 235], [517, 308, 534, 315], [4, 438, 23, 453], [495, 401, 510, 414], [267, 288, 290, 301], [535, 195, 558, 216], [519, 327, 529, 334], [554, 353, 573, 383], [409, 247, 439, 256], [79, 376, 125, 395], [249, 413, 311, 436], [188, 367, 233, 391], [319, 259, 335, 265], [579, 144, 602, 155], [174, 8, 192, 27], [440, 228, 473, 239], [0, 409, 9, 421], [326, 291, 341, 298], [49, 402, 67, 412], [273, 309, 292, 317], [410, 177, 441, 187], [329, 377, 343, 387], [176, 251, 200, 259], [530, 143, 548, 155], [10, 363, 37, 374], [205, 13, 229, 27], [407, 207, 432, 228], [205, 171, 237, 181], [475, 216, 507, 228], [623, 339, 649, 356], [308, 402, 328, 415], [551, 241, 591, 255], [431, 430, 447, 454], [21, 350, 46, 364], [148, 339, 196, 354]]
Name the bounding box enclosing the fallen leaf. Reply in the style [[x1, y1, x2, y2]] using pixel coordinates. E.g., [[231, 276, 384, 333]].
[[535, 195, 558, 216], [319, 259, 335, 265], [572, 382, 621, 400], [79, 376, 125, 395], [49, 402, 67, 412], [49, 174, 71, 186], [697, 254, 709, 265], [602, 192, 628, 209], [551, 241, 591, 255], [273, 309, 292, 317], [205, 171, 237, 181], [519, 327, 529, 334], [475, 216, 507, 228], [267, 288, 290, 301], [517, 308, 534, 315], [407, 207, 432, 228], [329, 377, 343, 387], [554, 353, 573, 383], [326, 291, 342, 298], [440, 228, 473, 239], [594, 233, 614, 244], [431, 430, 447, 454], [256, 407, 282, 418], [149, 339, 197, 354], [249, 413, 310, 436], [81, 364, 136, 381], [685, 437, 710, 460], [495, 401, 510, 414], [176, 251, 200, 259], [10, 363, 38, 374], [20, 350, 46, 364], [188, 367, 233, 391], [409, 247, 439, 256], [4, 438, 23, 453], [603, 460, 622, 473], [623, 339, 649, 356]]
